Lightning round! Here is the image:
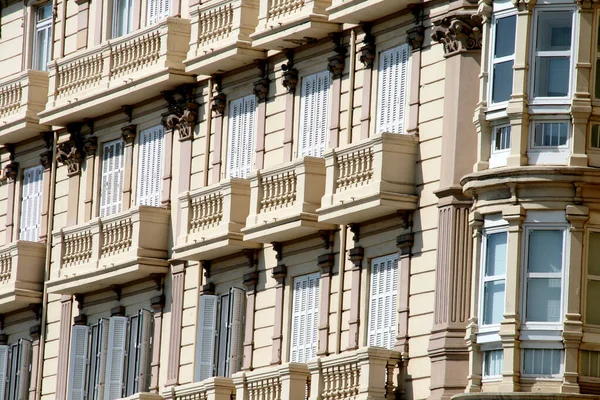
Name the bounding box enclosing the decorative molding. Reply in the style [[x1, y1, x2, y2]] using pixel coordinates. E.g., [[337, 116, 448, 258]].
[[121, 124, 137, 144], [359, 24, 376, 69], [348, 246, 364, 269], [243, 271, 260, 288], [327, 34, 346, 79], [318, 253, 335, 275], [40, 151, 52, 170], [56, 130, 85, 177], [318, 230, 334, 249], [162, 85, 199, 142], [2, 162, 18, 181], [478, 0, 492, 22], [431, 11, 483, 56], [349, 223, 360, 243], [151, 295, 166, 311], [407, 25, 425, 50], [272, 242, 283, 262], [271, 265, 287, 284], [253, 60, 270, 103], [282, 51, 298, 94], [512, 0, 535, 11]]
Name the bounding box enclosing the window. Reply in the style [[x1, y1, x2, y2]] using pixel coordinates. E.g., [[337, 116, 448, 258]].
[[67, 311, 153, 400], [581, 350, 600, 377], [524, 229, 565, 323], [298, 71, 330, 158], [19, 165, 43, 242], [490, 14, 516, 104], [32, 3, 52, 71], [481, 231, 507, 326], [137, 126, 164, 207], [195, 288, 245, 382], [490, 125, 511, 168], [586, 232, 600, 325], [368, 254, 398, 350], [227, 95, 256, 179], [483, 349, 503, 379], [377, 44, 409, 134], [532, 121, 569, 148], [290, 273, 319, 363], [531, 10, 574, 99], [0, 340, 32, 400], [99, 139, 125, 217], [147, 0, 170, 25], [112, 0, 133, 38], [591, 124, 600, 149], [522, 348, 563, 376]]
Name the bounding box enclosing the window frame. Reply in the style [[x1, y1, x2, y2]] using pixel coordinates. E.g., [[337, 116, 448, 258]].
[[489, 123, 511, 168], [32, 2, 53, 71], [111, 0, 134, 39], [98, 138, 126, 218], [367, 253, 399, 350], [375, 43, 411, 135], [487, 9, 517, 109], [226, 94, 257, 179], [479, 227, 508, 331], [482, 348, 504, 381], [527, 118, 571, 165], [296, 69, 331, 159], [521, 347, 564, 379]]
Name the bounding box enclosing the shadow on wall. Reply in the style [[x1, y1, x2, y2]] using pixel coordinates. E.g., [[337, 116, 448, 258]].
[[452, 394, 600, 400]]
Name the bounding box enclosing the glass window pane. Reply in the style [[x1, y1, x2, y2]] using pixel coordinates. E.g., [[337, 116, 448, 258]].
[[523, 349, 562, 375], [586, 280, 600, 325], [483, 280, 505, 325], [534, 57, 570, 97], [37, 3, 52, 21], [495, 16, 516, 58], [528, 230, 563, 273], [536, 11, 573, 52], [595, 60, 600, 98], [592, 125, 600, 149], [526, 278, 561, 322], [589, 232, 600, 275], [483, 350, 504, 377], [492, 61, 514, 103], [485, 232, 507, 276]]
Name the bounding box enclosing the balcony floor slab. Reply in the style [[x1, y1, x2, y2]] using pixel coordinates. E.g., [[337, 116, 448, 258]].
[[318, 191, 418, 224], [185, 43, 266, 76], [242, 213, 336, 243], [250, 17, 340, 50], [173, 232, 262, 261]]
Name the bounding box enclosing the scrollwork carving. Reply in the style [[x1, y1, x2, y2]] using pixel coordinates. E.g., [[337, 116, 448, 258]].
[[56, 130, 85, 176], [431, 11, 483, 57]]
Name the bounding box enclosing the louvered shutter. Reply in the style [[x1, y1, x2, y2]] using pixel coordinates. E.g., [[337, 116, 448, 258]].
[[16, 339, 32, 400], [89, 319, 109, 400], [368, 254, 399, 349], [377, 44, 409, 134], [299, 71, 330, 158], [216, 293, 229, 377], [227, 96, 256, 179], [290, 273, 320, 363], [136, 310, 153, 393], [137, 126, 164, 207], [227, 287, 245, 376], [0, 345, 9, 400], [195, 295, 218, 382], [125, 314, 139, 397], [104, 316, 127, 400], [67, 325, 90, 400], [227, 100, 241, 179], [19, 165, 43, 242], [100, 140, 125, 218], [147, 0, 170, 25]]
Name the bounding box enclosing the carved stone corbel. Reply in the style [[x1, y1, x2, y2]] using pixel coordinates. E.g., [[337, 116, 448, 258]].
[[254, 60, 270, 103], [40, 151, 52, 170], [121, 124, 137, 144], [282, 51, 299, 94], [162, 85, 199, 141], [359, 24, 376, 69], [431, 11, 483, 56], [2, 162, 18, 181], [83, 136, 98, 156], [328, 34, 346, 79], [56, 127, 85, 176], [512, 0, 536, 11], [407, 25, 425, 50], [477, 0, 492, 22], [211, 93, 226, 116]]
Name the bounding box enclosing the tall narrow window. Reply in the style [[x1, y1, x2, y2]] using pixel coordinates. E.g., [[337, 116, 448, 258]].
[[124, 310, 153, 397], [67, 324, 90, 400], [147, 0, 170, 25], [33, 3, 52, 71], [377, 44, 410, 134], [19, 165, 43, 242], [113, 0, 133, 38], [87, 320, 109, 400], [290, 273, 320, 363], [6, 339, 32, 400], [481, 231, 507, 325], [99, 139, 125, 218], [227, 95, 256, 179], [490, 14, 516, 104], [532, 10, 574, 98], [524, 229, 564, 322], [368, 254, 398, 350], [104, 316, 127, 400], [299, 71, 330, 158], [483, 349, 503, 379], [137, 126, 164, 207]]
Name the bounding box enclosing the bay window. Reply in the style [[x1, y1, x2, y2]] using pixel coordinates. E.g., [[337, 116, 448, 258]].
[[483, 349, 503, 379], [489, 13, 516, 105], [481, 231, 507, 326], [522, 348, 563, 377], [490, 124, 511, 168]]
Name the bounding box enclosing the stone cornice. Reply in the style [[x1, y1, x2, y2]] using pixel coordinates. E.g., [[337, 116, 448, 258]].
[[431, 10, 483, 57]]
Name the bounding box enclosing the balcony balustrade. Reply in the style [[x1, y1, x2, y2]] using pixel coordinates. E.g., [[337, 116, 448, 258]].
[[185, 0, 264, 75], [318, 133, 419, 225], [40, 17, 193, 127], [48, 206, 170, 294], [0, 241, 46, 313], [327, 0, 416, 23], [242, 157, 335, 243], [250, 0, 339, 50], [173, 178, 260, 261], [0, 70, 49, 144]]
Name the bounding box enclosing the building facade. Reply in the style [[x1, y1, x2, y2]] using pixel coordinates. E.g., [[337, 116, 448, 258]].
[[1, 0, 598, 399]]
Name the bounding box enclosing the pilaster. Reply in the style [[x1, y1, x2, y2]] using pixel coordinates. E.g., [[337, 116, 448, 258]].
[[317, 252, 335, 356], [465, 212, 483, 392], [28, 324, 41, 400], [3, 159, 18, 244], [270, 244, 287, 365], [55, 295, 73, 400], [150, 295, 165, 394], [243, 270, 259, 370], [165, 261, 186, 386], [253, 60, 269, 170], [348, 246, 364, 350], [395, 233, 414, 357], [82, 136, 97, 222], [359, 26, 375, 140], [121, 124, 137, 210], [211, 77, 226, 184], [282, 52, 298, 161]]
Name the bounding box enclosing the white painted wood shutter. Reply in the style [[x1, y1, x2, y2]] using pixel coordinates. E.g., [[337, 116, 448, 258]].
[[299, 71, 330, 158], [368, 254, 399, 350], [290, 273, 320, 363], [227, 95, 256, 179], [89, 319, 109, 400], [136, 310, 153, 393], [137, 126, 164, 207], [216, 293, 229, 377], [100, 140, 125, 218], [227, 287, 245, 376], [0, 345, 9, 400], [147, 0, 170, 25], [377, 44, 409, 134], [67, 325, 90, 400], [195, 294, 218, 382], [19, 165, 43, 242], [104, 316, 127, 400], [16, 339, 32, 400]]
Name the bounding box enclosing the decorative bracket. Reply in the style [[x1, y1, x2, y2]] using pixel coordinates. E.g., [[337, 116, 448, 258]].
[[282, 50, 299, 94], [254, 59, 270, 103], [29, 303, 42, 320], [122, 105, 134, 123], [83, 136, 98, 156], [150, 273, 164, 291], [2, 161, 18, 181], [243, 271, 260, 289], [56, 128, 85, 176], [121, 124, 137, 144], [359, 23, 376, 69], [431, 11, 483, 57], [40, 151, 52, 170], [348, 247, 364, 270], [41, 131, 53, 149], [245, 249, 258, 269], [272, 242, 283, 262], [327, 33, 346, 79], [349, 223, 360, 243], [201, 260, 212, 279], [318, 230, 334, 250], [74, 294, 84, 311], [271, 265, 287, 284], [318, 253, 335, 275], [151, 295, 166, 312], [110, 285, 122, 301], [407, 25, 425, 50]]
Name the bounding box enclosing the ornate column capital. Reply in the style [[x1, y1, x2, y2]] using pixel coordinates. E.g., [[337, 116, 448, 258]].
[[121, 124, 137, 144], [40, 151, 52, 170], [348, 246, 364, 270], [359, 24, 376, 69], [281, 50, 298, 93], [254, 60, 270, 103], [56, 131, 85, 177], [407, 25, 425, 50], [2, 162, 18, 181], [164, 103, 200, 141], [83, 136, 98, 156], [327, 33, 346, 79], [512, 0, 536, 11], [431, 11, 483, 57]]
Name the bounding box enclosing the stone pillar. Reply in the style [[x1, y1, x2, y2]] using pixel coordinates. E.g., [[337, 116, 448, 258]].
[[406, 24, 424, 137], [473, 0, 492, 172], [56, 129, 86, 226], [317, 253, 334, 356], [39, 150, 53, 241], [82, 137, 97, 222], [395, 233, 414, 357], [279, 363, 310, 400], [121, 125, 137, 210], [348, 247, 364, 350], [270, 249, 287, 365], [149, 295, 165, 394], [28, 324, 41, 400], [359, 26, 375, 140], [211, 79, 226, 184], [165, 261, 185, 386], [253, 61, 270, 170], [55, 295, 73, 400], [327, 35, 345, 149], [3, 160, 18, 243], [465, 212, 483, 393], [242, 271, 259, 370], [282, 53, 298, 161]]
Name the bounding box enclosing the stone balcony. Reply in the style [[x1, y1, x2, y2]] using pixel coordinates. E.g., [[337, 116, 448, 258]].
[[0, 241, 46, 313], [327, 0, 416, 23], [0, 70, 49, 145], [242, 157, 335, 243], [317, 133, 419, 225], [39, 17, 193, 127], [47, 206, 170, 295], [172, 178, 260, 261], [185, 0, 265, 75], [250, 0, 339, 50]]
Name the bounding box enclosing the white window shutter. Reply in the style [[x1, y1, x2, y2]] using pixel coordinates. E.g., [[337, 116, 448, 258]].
[[147, 0, 170, 25], [217, 294, 229, 377], [227, 96, 256, 179], [299, 71, 330, 158], [290, 273, 320, 363], [17, 339, 32, 400], [227, 287, 245, 376], [100, 140, 125, 218], [368, 254, 399, 350], [0, 345, 9, 400], [227, 99, 242, 179], [137, 310, 153, 393], [137, 125, 164, 207], [94, 319, 110, 400], [104, 316, 127, 400], [195, 294, 218, 382], [19, 165, 43, 242], [67, 325, 90, 400], [377, 44, 409, 134]]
